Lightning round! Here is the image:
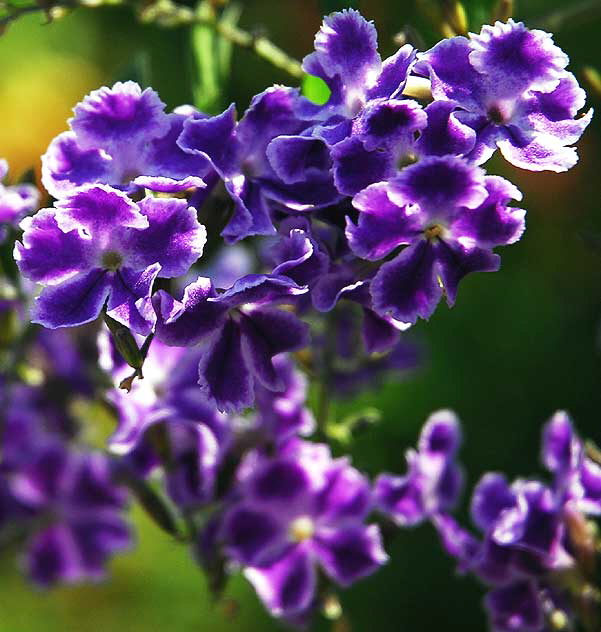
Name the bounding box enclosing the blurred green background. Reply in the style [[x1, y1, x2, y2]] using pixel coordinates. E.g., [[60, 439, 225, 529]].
[[1, 0, 601, 630]]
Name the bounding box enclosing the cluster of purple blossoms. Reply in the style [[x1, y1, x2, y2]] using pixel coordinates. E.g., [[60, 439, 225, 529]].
[[383, 411, 601, 632], [0, 6, 596, 630], [0, 327, 131, 587]]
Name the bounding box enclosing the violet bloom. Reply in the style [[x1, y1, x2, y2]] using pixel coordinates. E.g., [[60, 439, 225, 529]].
[[9, 443, 131, 586], [294, 10, 428, 196], [153, 274, 309, 412], [42, 82, 209, 197], [0, 159, 39, 235], [347, 156, 525, 323], [430, 411, 601, 632], [375, 410, 463, 526], [178, 87, 339, 243], [416, 20, 593, 171], [15, 184, 206, 334], [221, 440, 387, 621]]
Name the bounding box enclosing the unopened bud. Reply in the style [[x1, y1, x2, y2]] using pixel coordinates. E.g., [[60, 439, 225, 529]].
[[442, 1, 468, 35], [323, 594, 342, 620], [582, 67, 601, 100], [103, 313, 144, 371], [549, 609, 568, 630]]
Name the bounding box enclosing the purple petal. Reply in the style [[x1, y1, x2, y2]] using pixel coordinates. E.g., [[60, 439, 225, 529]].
[[471, 473, 516, 532], [32, 269, 111, 328], [222, 176, 275, 242], [122, 196, 206, 277], [41, 132, 117, 199], [198, 319, 253, 412], [240, 307, 309, 390], [223, 506, 287, 566], [54, 184, 148, 237], [415, 100, 476, 157], [0, 182, 39, 224], [138, 112, 212, 185], [70, 515, 130, 577], [153, 278, 226, 346], [311, 272, 363, 313], [580, 458, 601, 515], [133, 175, 206, 193], [332, 136, 394, 196], [266, 135, 332, 185], [389, 155, 487, 217], [347, 182, 422, 261], [14, 209, 95, 284], [27, 525, 81, 586], [434, 240, 500, 307], [70, 81, 169, 152], [371, 240, 442, 324], [374, 472, 425, 526], [178, 104, 237, 175], [450, 176, 525, 248], [416, 37, 484, 111], [366, 45, 416, 100], [362, 308, 406, 354], [418, 410, 461, 457], [315, 460, 371, 524], [352, 98, 427, 152], [470, 20, 568, 96], [270, 227, 329, 287], [251, 459, 312, 504], [541, 410, 577, 474], [432, 513, 480, 571], [525, 73, 593, 146], [308, 9, 380, 112], [497, 134, 580, 173], [217, 274, 307, 308], [245, 546, 316, 618], [314, 525, 387, 586], [106, 264, 160, 335]]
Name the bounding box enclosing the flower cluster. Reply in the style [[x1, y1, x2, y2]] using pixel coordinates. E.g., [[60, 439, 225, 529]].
[[0, 6, 596, 631], [410, 411, 601, 632]]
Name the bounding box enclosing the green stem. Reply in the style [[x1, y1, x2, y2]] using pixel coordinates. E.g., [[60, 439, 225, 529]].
[[194, 4, 303, 79]]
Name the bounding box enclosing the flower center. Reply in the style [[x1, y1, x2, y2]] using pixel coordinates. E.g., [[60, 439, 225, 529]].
[[101, 250, 124, 271], [424, 224, 444, 240], [487, 103, 510, 125], [288, 516, 315, 542]]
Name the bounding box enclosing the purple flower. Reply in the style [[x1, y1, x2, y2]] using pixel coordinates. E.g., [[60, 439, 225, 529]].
[[541, 411, 601, 515], [153, 274, 309, 412], [9, 444, 131, 586], [221, 440, 387, 620], [375, 409, 463, 525], [301, 9, 415, 120], [347, 156, 525, 323], [178, 87, 339, 243], [0, 158, 39, 231], [42, 83, 209, 197], [416, 21, 592, 171], [15, 184, 206, 333]]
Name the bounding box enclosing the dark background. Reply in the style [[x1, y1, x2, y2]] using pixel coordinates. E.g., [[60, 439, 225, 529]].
[[1, 0, 600, 629]]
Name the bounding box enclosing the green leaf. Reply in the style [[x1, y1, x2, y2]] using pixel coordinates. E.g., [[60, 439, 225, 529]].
[[302, 74, 331, 105]]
